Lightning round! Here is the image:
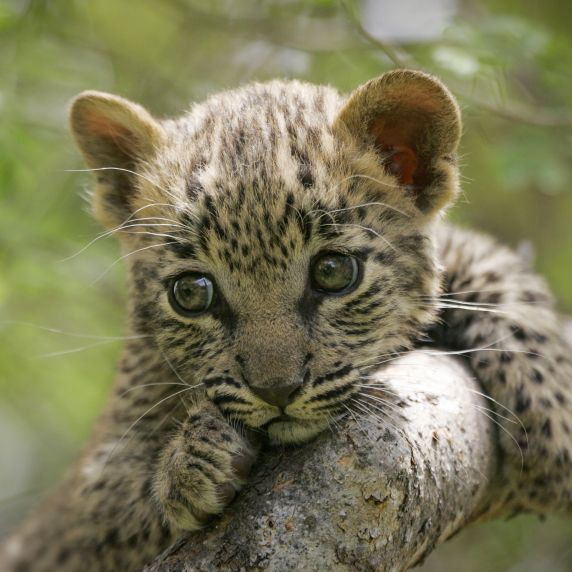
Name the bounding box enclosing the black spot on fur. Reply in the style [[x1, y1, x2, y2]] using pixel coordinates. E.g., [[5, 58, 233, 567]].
[[204, 376, 241, 389], [476, 357, 490, 369], [308, 382, 354, 403], [534, 333, 548, 344], [186, 175, 204, 200], [298, 162, 314, 188], [530, 369, 544, 384], [520, 291, 541, 303], [541, 419, 552, 438], [312, 364, 353, 387], [483, 271, 500, 283], [500, 352, 513, 364], [374, 250, 396, 265], [510, 324, 528, 342], [167, 240, 196, 259], [515, 385, 531, 413], [485, 292, 502, 304], [211, 394, 249, 407], [473, 334, 485, 345]]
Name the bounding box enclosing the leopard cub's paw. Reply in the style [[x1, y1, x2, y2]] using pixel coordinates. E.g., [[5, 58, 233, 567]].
[[154, 407, 256, 531]]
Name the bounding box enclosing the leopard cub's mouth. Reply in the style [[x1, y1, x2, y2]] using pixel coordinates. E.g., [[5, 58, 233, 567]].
[[270, 413, 292, 423], [263, 416, 330, 444]]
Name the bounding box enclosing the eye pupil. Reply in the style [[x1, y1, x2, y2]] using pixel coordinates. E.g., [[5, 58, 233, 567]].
[[311, 253, 359, 294], [170, 274, 214, 315]]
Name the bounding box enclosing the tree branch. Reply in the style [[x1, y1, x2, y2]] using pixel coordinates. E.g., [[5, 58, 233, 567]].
[[144, 351, 502, 572]]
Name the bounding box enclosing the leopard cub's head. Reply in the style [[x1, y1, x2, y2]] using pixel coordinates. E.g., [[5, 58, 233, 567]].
[[70, 70, 461, 443]]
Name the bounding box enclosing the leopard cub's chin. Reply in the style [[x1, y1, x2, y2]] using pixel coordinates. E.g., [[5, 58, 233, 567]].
[[265, 418, 330, 444]]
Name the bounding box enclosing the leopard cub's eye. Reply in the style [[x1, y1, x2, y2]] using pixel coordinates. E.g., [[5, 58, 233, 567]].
[[311, 252, 360, 294], [169, 274, 214, 316]]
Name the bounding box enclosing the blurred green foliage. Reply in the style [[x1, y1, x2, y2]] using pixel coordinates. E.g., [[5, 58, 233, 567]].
[[0, 0, 571, 568]]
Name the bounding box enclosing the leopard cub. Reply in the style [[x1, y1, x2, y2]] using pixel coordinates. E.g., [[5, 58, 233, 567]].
[[1, 70, 571, 572]]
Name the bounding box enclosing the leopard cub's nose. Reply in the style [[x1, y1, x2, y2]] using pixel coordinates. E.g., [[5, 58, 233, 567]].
[[249, 379, 301, 408]]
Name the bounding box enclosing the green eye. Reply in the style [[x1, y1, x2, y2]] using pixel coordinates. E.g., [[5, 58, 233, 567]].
[[169, 274, 214, 316], [311, 252, 360, 294]]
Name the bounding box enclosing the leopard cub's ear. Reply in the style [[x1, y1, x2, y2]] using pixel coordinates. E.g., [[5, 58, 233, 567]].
[[69, 91, 165, 229], [333, 69, 462, 215]]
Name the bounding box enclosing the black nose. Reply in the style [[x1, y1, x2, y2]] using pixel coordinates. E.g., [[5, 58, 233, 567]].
[[249, 380, 301, 408]]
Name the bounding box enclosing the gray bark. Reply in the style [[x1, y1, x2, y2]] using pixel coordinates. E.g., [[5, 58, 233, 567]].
[[144, 351, 502, 572]]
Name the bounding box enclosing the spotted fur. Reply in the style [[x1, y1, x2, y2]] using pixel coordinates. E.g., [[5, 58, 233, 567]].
[[1, 71, 570, 571]]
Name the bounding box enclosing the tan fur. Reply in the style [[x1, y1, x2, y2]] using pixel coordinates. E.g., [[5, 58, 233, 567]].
[[1, 71, 570, 571]]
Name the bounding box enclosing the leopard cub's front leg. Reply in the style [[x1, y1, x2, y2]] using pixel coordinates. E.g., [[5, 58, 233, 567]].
[[154, 401, 257, 532]]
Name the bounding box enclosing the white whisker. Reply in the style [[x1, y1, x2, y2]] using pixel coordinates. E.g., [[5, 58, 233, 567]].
[[117, 382, 192, 398], [100, 386, 198, 474], [0, 321, 150, 341], [64, 167, 181, 203], [342, 403, 376, 445], [60, 204, 185, 262], [35, 339, 129, 358], [91, 241, 178, 284]]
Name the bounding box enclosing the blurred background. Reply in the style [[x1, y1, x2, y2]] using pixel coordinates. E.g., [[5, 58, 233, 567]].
[[1, 0, 571, 569]]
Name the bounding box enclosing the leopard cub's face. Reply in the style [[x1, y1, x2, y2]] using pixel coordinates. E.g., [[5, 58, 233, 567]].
[[70, 71, 461, 443]]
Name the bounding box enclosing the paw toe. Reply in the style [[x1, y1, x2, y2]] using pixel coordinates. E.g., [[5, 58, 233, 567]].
[[216, 482, 237, 505], [231, 450, 255, 480]]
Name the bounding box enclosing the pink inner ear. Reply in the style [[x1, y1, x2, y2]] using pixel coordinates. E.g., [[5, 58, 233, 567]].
[[371, 119, 419, 187], [381, 145, 418, 186], [85, 110, 125, 138], [84, 109, 135, 159]]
